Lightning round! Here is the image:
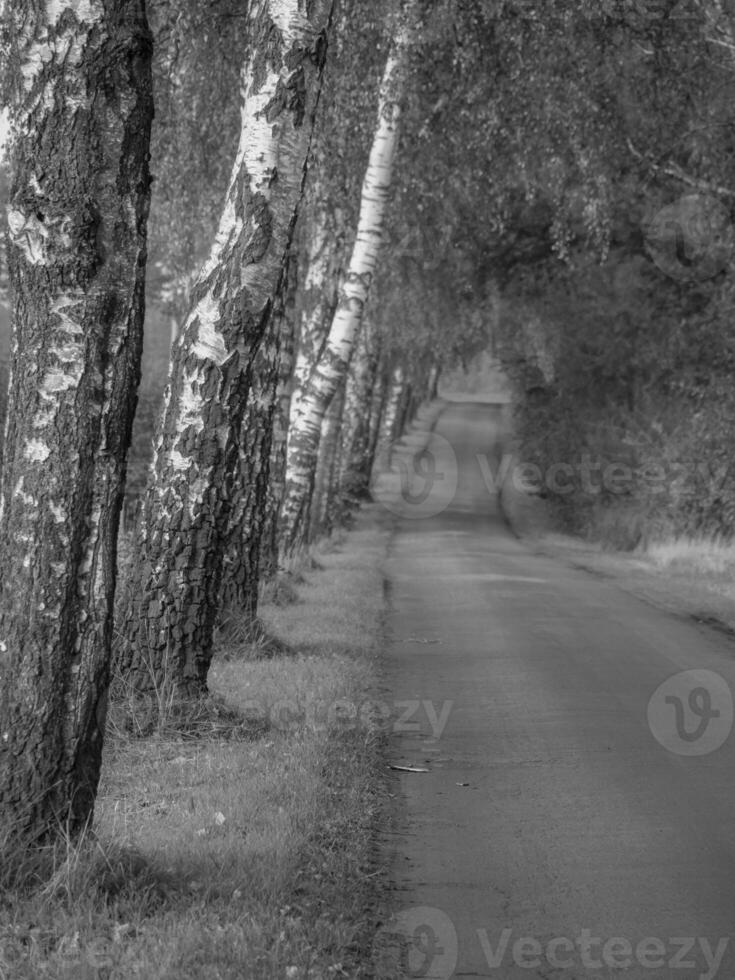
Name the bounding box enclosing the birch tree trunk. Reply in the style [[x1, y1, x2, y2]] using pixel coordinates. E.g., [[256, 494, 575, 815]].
[[219, 289, 283, 624], [288, 204, 342, 424], [116, 0, 333, 698], [310, 374, 347, 539], [0, 0, 153, 840], [427, 363, 441, 401], [373, 364, 406, 473], [338, 320, 381, 505], [366, 361, 390, 480], [260, 254, 298, 582], [396, 379, 414, 436], [279, 7, 414, 555]]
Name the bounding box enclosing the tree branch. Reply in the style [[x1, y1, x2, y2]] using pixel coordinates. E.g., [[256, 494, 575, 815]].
[[626, 138, 735, 200]]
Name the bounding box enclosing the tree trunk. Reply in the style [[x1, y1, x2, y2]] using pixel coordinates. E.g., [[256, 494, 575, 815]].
[[260, 253, 299, 582], [366, 361, 390, 480], [396, 380, 414, 435], [116, 0, 333, 698], [374, 364, 406, 473], [219, 276, 286, 623], [0, 0, 153, 840], [288, 203, 343, 424], [310, 374, 347, 540], [338, 320, 381, 506], [427, 363, 441, 400], [279, 6, 414, 556]]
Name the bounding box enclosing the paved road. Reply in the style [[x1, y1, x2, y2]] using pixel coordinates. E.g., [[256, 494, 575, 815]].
[[377, 402, 735, 980]]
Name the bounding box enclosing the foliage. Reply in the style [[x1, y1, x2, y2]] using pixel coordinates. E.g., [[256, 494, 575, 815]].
[[146, 0, 248, 320]]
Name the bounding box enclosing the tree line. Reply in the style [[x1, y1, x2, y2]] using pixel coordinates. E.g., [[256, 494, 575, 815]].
[[1, 0, 735, 845]]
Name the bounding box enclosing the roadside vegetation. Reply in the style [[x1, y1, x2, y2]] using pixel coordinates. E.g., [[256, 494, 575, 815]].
[[501, 461, 735, 634], [3, 0, 735, 945], [0, 514, 390, 980]]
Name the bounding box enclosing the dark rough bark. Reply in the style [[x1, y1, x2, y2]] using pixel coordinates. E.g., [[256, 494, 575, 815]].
[[0, 0, 153, 839], [260, 252, 298, 582], [116, 0, 333, 697], [219, 288, 284, 621]]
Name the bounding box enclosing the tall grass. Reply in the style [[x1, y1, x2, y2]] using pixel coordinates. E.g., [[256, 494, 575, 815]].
[[646, 534, 735, 577]]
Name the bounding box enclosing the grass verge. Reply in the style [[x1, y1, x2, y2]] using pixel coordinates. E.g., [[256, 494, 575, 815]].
[[0, 510, 391, 980], [501, 471, 735, 634]]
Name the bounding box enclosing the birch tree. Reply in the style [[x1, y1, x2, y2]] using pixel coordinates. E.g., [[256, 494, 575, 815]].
[[337, 318, 381, 505], [219, 268, 290, 624], [116, 0, 333, 698], [374, 364, 405, 470], [0, 0, 153, 840], [279, 2, 415, 555], [260, 255, 298, 583], [309, 372, 347, 537], [288, 202, 344, 422]]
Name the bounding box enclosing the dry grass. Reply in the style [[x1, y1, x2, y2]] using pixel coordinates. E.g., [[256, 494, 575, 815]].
[[645, 534, 735, 577], [0, 510, 391, 980]]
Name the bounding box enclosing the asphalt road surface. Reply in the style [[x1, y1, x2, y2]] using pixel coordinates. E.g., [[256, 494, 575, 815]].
[[377, 401, 735, 980]]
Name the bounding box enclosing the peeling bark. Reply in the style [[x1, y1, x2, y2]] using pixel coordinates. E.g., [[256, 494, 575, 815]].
[[0, 0, 153, 839], [116, 0, 333, 697], [279, 7, 414, 555]]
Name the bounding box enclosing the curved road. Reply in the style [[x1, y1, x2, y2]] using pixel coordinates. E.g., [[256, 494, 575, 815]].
[[378, 402, 735, 980]]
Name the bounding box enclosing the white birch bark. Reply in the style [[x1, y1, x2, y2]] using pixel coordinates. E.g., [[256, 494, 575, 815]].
[[310, 373, 347, 538], [373, 364, 406, 473], [279, 5, 415, 554], [339, 331, 368, 483], [288, 204, 336, 421], [117, 0, 334, 696], [0, 0, 153, 837], [337, 318, 379, 502]]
